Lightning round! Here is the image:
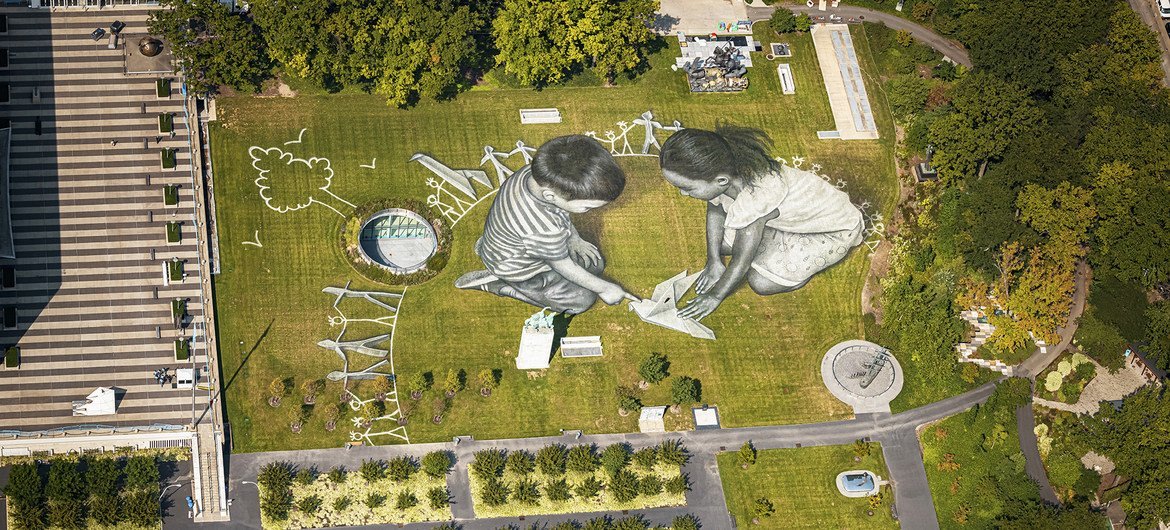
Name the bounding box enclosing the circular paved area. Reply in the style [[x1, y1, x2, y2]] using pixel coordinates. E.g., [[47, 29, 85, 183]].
[[821, 339, 904, 413]]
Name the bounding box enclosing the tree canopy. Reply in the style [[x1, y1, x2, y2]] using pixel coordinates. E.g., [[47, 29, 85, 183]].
[[149, 0, 271, 94]]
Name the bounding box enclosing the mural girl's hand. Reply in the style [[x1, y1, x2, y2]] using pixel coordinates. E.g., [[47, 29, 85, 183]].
[[695, 261, 726, 294], [679, 293, 724, 321]]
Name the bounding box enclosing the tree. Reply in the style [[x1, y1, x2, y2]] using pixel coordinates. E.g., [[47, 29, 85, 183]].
[[672, 514, 701, 530], [507, 450, 536, 475], [567, 444, 600, 473], [983, 423, 1009, 450], [148, 0, 271, 94], [46, 461, 85, 530], [477, 368, 499, 394], [359, 459, 385, 483], [738, 441, 757, 468], [493, 0, 660, 86], [961, 362, 981, 384], [121, 490, 161, 528], [6, 463, 46, 530], [359, 399, 385, 423], [301, 378, 326, 402], [895, 30, 914, 47], [1145, 302, 1170, 371], [442, 368, 463, 396], [1017, 182, 1096, 252], [665, 473, 691, 495], [852, 439, 871, 459], [619, 395, 643, 414], [658, 439, 688, 466], [371, 376, 393, 398], [912, 2, 935, 20], [795, 12, 812, 32], [928, 73, 1043, 180], [887, 75, 930, 121], [269, 377, 289, 403], [639, 474, 663, 496], [537, 444, 568, 476], [638, 352, 670, 384], [422, 451, 453, 478], [633, 446, 658, 470], [407, 372, 430, 396], [601, 443, 632, 477], [427, 486, 451, 509], [670, 376, 701, 405], [770, 8, 796, 34]]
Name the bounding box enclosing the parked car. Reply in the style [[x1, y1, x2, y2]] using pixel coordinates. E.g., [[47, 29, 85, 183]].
[[90, 27, 105, 41], [110, 20, 125, 35], [1165, 21, 1170, 38]]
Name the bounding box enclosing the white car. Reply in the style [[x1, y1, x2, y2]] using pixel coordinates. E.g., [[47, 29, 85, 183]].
[[1160, 0, 1170, 19]]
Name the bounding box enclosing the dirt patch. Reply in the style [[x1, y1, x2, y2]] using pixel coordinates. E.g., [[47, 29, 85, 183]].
[[278, 82, 297, 98]]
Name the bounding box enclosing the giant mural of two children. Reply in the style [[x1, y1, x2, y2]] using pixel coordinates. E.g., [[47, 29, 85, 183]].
[[454, 124, 865, 328]]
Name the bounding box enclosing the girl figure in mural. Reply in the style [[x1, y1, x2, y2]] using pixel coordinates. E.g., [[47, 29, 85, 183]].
[[659, 124, 865, 321]]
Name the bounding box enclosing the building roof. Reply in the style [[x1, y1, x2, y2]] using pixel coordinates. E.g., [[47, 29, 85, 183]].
[[1127, 343, 1167, 381]]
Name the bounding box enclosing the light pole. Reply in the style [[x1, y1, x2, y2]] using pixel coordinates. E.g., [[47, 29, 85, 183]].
[[160, 483, 182, 519]]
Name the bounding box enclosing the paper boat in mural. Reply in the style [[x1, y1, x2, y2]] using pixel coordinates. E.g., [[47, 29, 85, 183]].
[[629, 271, 716, 340]]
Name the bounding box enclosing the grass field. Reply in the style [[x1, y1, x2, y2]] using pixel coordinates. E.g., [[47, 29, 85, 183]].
[[210, 25, 898, 451], [716, 445, 897, 529]]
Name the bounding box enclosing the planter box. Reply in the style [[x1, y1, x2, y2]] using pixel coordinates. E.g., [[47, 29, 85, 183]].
[[156, 78, 171, 98], [4, 346, 18, 369], [158, 113, 173, 134], [168, 260, 184, 283], [171, 298, 187, 320], [161, 148, 176, 169], [166, 221, 181, 244], [174, 339, 189, 361], [164, 184, 179, 206]]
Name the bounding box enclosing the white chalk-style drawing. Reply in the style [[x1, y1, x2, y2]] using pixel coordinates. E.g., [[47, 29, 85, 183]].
[[320, 281, 409, 444], [283, 128, 308, 146], [249, 146, 356, 217], [629, 271, 716, 340], [361, 158, 377, 169], [412, 110, 684, 226], [242, 230, 262, 247]]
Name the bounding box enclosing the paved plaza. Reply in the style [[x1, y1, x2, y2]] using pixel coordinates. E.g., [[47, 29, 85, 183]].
[[0, 8, 211, 431]]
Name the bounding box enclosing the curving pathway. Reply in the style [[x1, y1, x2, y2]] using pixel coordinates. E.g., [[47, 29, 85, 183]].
[[745, 3, 972, 67]]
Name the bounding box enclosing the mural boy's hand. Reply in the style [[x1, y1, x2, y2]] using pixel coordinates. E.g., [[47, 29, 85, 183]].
[[598, 283, 639, 306], [696, 261, 726, 294], [569, 237, 602, 269], [679, 293, 723, 321]]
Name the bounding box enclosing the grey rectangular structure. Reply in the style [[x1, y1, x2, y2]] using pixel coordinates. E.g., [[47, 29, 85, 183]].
[[560, 336, 603, 358]]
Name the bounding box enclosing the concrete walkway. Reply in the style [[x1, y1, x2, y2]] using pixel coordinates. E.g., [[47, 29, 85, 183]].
[[746, 3, 972, 67], [1034, 359, 1148, 415]]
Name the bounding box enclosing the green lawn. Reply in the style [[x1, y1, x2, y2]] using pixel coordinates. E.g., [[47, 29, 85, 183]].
[[717, 445, 897, 529], [210, 27, 898, 451]]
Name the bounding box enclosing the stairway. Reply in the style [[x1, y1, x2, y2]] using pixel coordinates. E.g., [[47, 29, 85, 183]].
[[193, 423, 229, 522]]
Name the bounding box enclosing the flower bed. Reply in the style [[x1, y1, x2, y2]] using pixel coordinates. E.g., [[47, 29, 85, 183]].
[[1037, 352, 1095, 404], [156, 78, 171, 98], [339, 198, 452, 286]]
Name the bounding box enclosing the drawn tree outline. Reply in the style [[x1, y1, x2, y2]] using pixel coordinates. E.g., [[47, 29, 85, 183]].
[[249, 146, 356, 217]]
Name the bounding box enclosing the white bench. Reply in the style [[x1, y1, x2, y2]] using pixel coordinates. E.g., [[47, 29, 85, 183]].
[[519, 108, 562, 124], [560, 336, 603, 358]]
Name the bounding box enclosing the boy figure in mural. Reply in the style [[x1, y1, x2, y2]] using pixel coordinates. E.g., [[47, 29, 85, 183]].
[[455, 135, 638, 314], [659, 124, 865, 321]]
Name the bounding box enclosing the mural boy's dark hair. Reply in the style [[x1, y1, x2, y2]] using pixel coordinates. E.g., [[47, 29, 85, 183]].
[[659, 123, 780, 185], [531, 135, 626, 202]]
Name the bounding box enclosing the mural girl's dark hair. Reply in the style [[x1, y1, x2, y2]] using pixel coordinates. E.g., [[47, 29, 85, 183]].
[[659, 123, 780, 185]]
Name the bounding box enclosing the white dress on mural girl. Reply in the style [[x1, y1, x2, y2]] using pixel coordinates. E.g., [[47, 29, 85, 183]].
[[709, 164, 865, 288]]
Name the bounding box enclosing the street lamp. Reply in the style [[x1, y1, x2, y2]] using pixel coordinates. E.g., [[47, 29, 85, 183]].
[[160, 483, 182, 519]]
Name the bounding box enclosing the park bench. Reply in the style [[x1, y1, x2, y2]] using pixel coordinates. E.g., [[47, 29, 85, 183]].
[[777, 63, 795, 95], [519, 108, 562, 124]]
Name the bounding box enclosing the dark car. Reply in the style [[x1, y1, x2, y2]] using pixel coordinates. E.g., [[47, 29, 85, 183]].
[[1165, 22, 1170, 38], [110, 20, 125, 35], [90, 27, 105, 41]]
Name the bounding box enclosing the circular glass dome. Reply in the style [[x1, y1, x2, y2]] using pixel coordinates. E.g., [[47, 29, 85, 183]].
[[357, 209, 438, 274]]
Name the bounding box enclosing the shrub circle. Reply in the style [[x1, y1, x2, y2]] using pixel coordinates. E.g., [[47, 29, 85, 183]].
[[341, 198, 452, 286]]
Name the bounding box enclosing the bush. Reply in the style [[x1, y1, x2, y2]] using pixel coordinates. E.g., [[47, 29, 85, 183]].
[[613, 516, 650, 530], [672, 514, 701, 530], [738, 441, 757, 467], [888, 74, 930, 120], [639, 474, 663, 496], [513, 478, 541, 505], [537, 444, 568, 476], [619, 395, 643, 413], [395, 491, 419, 510], [658, 439, 688, 466], [407, 372, 430, 395], [332, 496, 352, 512], [363, 492, 385, 509], [567, 444, 600, 473], [121, 490, 161, 528], [633, 446, 658, 470], [753, 497, 775, 518], [471, 449, 506, 479], [575, 476, 603, 499], [297, 495, 323, 514], [507, 449, 536, 475], [386, 456, 418, 482], [480, 477, 510, 506], [601, 443, 632, 477], [422, 451, 453, 478], [665, 473, 691, 495], [294, 468, 315, 486], [933, 61, 958, 81], [546, 478, 573, 502], [427, 486, 451, 509], [360, 459, 386, 482], [90, 495, 120, 527], [124, 455, 159, 490], [5, 346, 20, 367], [638, 352, 670, 384], [795, 12, 811, 32], [327, 466, 346, 484], [609, 469, 640, 502]]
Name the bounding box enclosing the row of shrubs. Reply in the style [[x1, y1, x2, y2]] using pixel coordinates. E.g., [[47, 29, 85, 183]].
[[489, 513, 701, 530], [472, 440, 691, 506], [3, 456, 162, 530], [257, 452, 454, 523]]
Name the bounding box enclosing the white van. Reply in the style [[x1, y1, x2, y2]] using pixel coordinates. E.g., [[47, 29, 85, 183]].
[[1160, 0, 1170, 19]]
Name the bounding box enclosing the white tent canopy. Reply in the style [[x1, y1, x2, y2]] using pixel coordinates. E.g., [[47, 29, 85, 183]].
[[71, 387, 116, 416]]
